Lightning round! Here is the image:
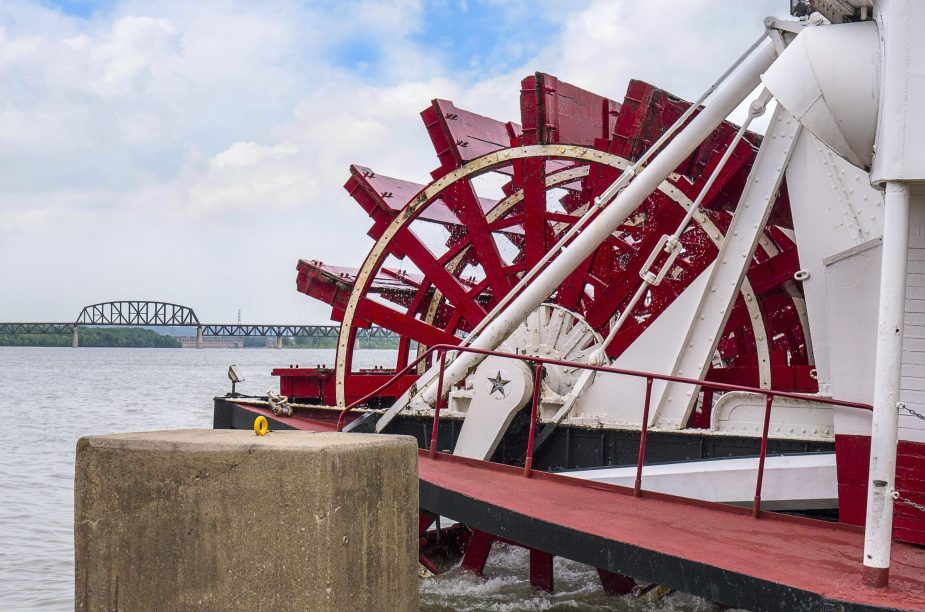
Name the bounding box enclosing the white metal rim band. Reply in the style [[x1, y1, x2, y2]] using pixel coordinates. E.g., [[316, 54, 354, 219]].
[[334, 144, 772, 407]]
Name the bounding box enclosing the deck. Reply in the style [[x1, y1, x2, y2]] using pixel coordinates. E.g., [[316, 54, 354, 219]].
[[218, 401, 925, 612]]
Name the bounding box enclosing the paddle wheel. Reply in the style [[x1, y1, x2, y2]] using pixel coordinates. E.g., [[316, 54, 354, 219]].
[[286, 75, 814, 412]]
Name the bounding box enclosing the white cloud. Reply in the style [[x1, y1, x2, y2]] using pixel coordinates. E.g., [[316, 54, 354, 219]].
[[211, 142, 298, 169], [0, 0, 783, 322], [187, 141, 314, 213], [90, 16, 180, 95], [533, 0, 779, 103]]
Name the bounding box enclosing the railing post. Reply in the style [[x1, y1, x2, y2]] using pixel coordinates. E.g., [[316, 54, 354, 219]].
[[752, 394, 774, 518], [634, 377, 654, 497], [524, 363, 544, 477], [429, 350, 447, 459]]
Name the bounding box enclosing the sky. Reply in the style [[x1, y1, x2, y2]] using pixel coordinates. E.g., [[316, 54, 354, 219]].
[[0, 0, 783, 324]]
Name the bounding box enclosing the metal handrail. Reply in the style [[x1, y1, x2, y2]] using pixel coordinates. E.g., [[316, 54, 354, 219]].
[[336, 343, 872, 517]]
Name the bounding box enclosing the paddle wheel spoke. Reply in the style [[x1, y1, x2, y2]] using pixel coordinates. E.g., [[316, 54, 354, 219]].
[[355, 297, 460, 349], [555, 254, 594, 310], [391, 228, 487, 326], [517, 157, 549, 267], [441, 183, 512, 300]]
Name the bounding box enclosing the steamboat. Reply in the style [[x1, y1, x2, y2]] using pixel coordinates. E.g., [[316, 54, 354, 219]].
[[215, 1, 925, 609]]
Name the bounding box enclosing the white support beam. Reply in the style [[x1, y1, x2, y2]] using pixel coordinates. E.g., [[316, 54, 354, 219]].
[[653, 106, 802, 429], [375, 39, 778, 433], [862, 181, 910, 587]]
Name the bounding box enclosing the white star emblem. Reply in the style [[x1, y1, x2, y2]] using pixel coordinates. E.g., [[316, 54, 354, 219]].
[[488, 370, 510, 397]]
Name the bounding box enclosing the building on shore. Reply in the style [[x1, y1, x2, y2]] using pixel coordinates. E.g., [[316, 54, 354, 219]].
[[177, 336, 244, 349]]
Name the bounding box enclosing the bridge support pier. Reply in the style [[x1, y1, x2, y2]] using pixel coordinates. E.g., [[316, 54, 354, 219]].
[[71, 325, 79, 348], [276, 335, 283, 349], [195, 326, 203, 349]]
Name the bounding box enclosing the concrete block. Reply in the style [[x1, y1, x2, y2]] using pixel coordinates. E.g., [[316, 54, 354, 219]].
[[75, 429, 418, 611]]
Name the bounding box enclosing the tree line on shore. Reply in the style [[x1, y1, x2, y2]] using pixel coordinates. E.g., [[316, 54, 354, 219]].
[[0, 327, 180, 348], [0, 327, 401, 349], [288, 336, 399, 349]]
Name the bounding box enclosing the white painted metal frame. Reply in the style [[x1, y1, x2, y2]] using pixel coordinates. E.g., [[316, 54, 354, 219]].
[[377, 39, 779, 433], [653, 104, 803, 428]]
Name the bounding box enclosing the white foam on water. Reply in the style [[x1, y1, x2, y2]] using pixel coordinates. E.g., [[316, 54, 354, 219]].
[[420, 543, 745, 612]]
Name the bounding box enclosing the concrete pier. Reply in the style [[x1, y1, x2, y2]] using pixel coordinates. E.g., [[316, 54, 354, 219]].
[[195, 325, 203, 349], [75, 429, 418, 611], [71, 324, 78, 348]]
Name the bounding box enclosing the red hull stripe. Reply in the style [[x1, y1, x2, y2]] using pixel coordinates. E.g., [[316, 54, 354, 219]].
[[836, 434, 925, 545]]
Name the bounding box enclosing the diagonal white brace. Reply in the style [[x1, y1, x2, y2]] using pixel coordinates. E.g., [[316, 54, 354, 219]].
[[377, 38, 778, 433], [652, 105, 803, 429]]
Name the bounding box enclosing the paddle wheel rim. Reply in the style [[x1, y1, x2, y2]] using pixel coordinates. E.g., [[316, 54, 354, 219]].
[[333, 143, 779, 407]]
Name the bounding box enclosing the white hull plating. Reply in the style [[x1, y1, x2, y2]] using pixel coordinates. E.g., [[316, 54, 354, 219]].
[[567, 453, 838, 511]]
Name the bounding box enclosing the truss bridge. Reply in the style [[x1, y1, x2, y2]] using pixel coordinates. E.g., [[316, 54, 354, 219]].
[[0, 300, 397, 348]]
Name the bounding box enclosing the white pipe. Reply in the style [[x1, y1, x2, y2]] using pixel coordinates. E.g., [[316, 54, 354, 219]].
[[596, 89, 772, 355], [456, 34, 769, 352], [420, 39, 778, 405], [862, 181, 909, 588]]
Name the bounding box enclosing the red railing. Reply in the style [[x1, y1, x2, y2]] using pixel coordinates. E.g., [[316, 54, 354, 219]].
[[336, 344, 872, 517]]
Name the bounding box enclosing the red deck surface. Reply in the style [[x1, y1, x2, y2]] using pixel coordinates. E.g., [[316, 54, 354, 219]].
[[420, 455, 925, 611], [239, 405, 925, 610]]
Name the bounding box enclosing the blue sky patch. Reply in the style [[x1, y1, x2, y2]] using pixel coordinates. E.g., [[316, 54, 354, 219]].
[[409, 0, 568, 75], [332, 37, 382, 73], [40, 0, 114, 18]]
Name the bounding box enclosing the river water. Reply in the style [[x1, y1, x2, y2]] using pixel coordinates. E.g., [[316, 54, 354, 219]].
[[0, 347, 736, 611]]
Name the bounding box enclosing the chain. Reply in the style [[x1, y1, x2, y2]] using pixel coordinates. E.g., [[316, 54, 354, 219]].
[[892, 490, 925, 514], [899, 402, 925, 422], [884, 403, 925, 513]]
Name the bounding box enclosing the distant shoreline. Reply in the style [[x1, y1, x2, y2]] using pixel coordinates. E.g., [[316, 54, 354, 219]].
[[0, 326, 399, 349], [0, 327, 179, 348]]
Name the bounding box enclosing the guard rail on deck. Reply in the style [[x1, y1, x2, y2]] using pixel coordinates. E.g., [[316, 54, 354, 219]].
[[336, 344, 872, 518]]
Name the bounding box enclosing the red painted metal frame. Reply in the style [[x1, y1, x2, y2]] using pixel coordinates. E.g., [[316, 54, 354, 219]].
[[754, 394, 776, 517], [428, 349, 447, 459], [523, 362, 544, 478], [297, 74, 816, 417], [633, 377, 654, 498], [337, 343, 872, 518]]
